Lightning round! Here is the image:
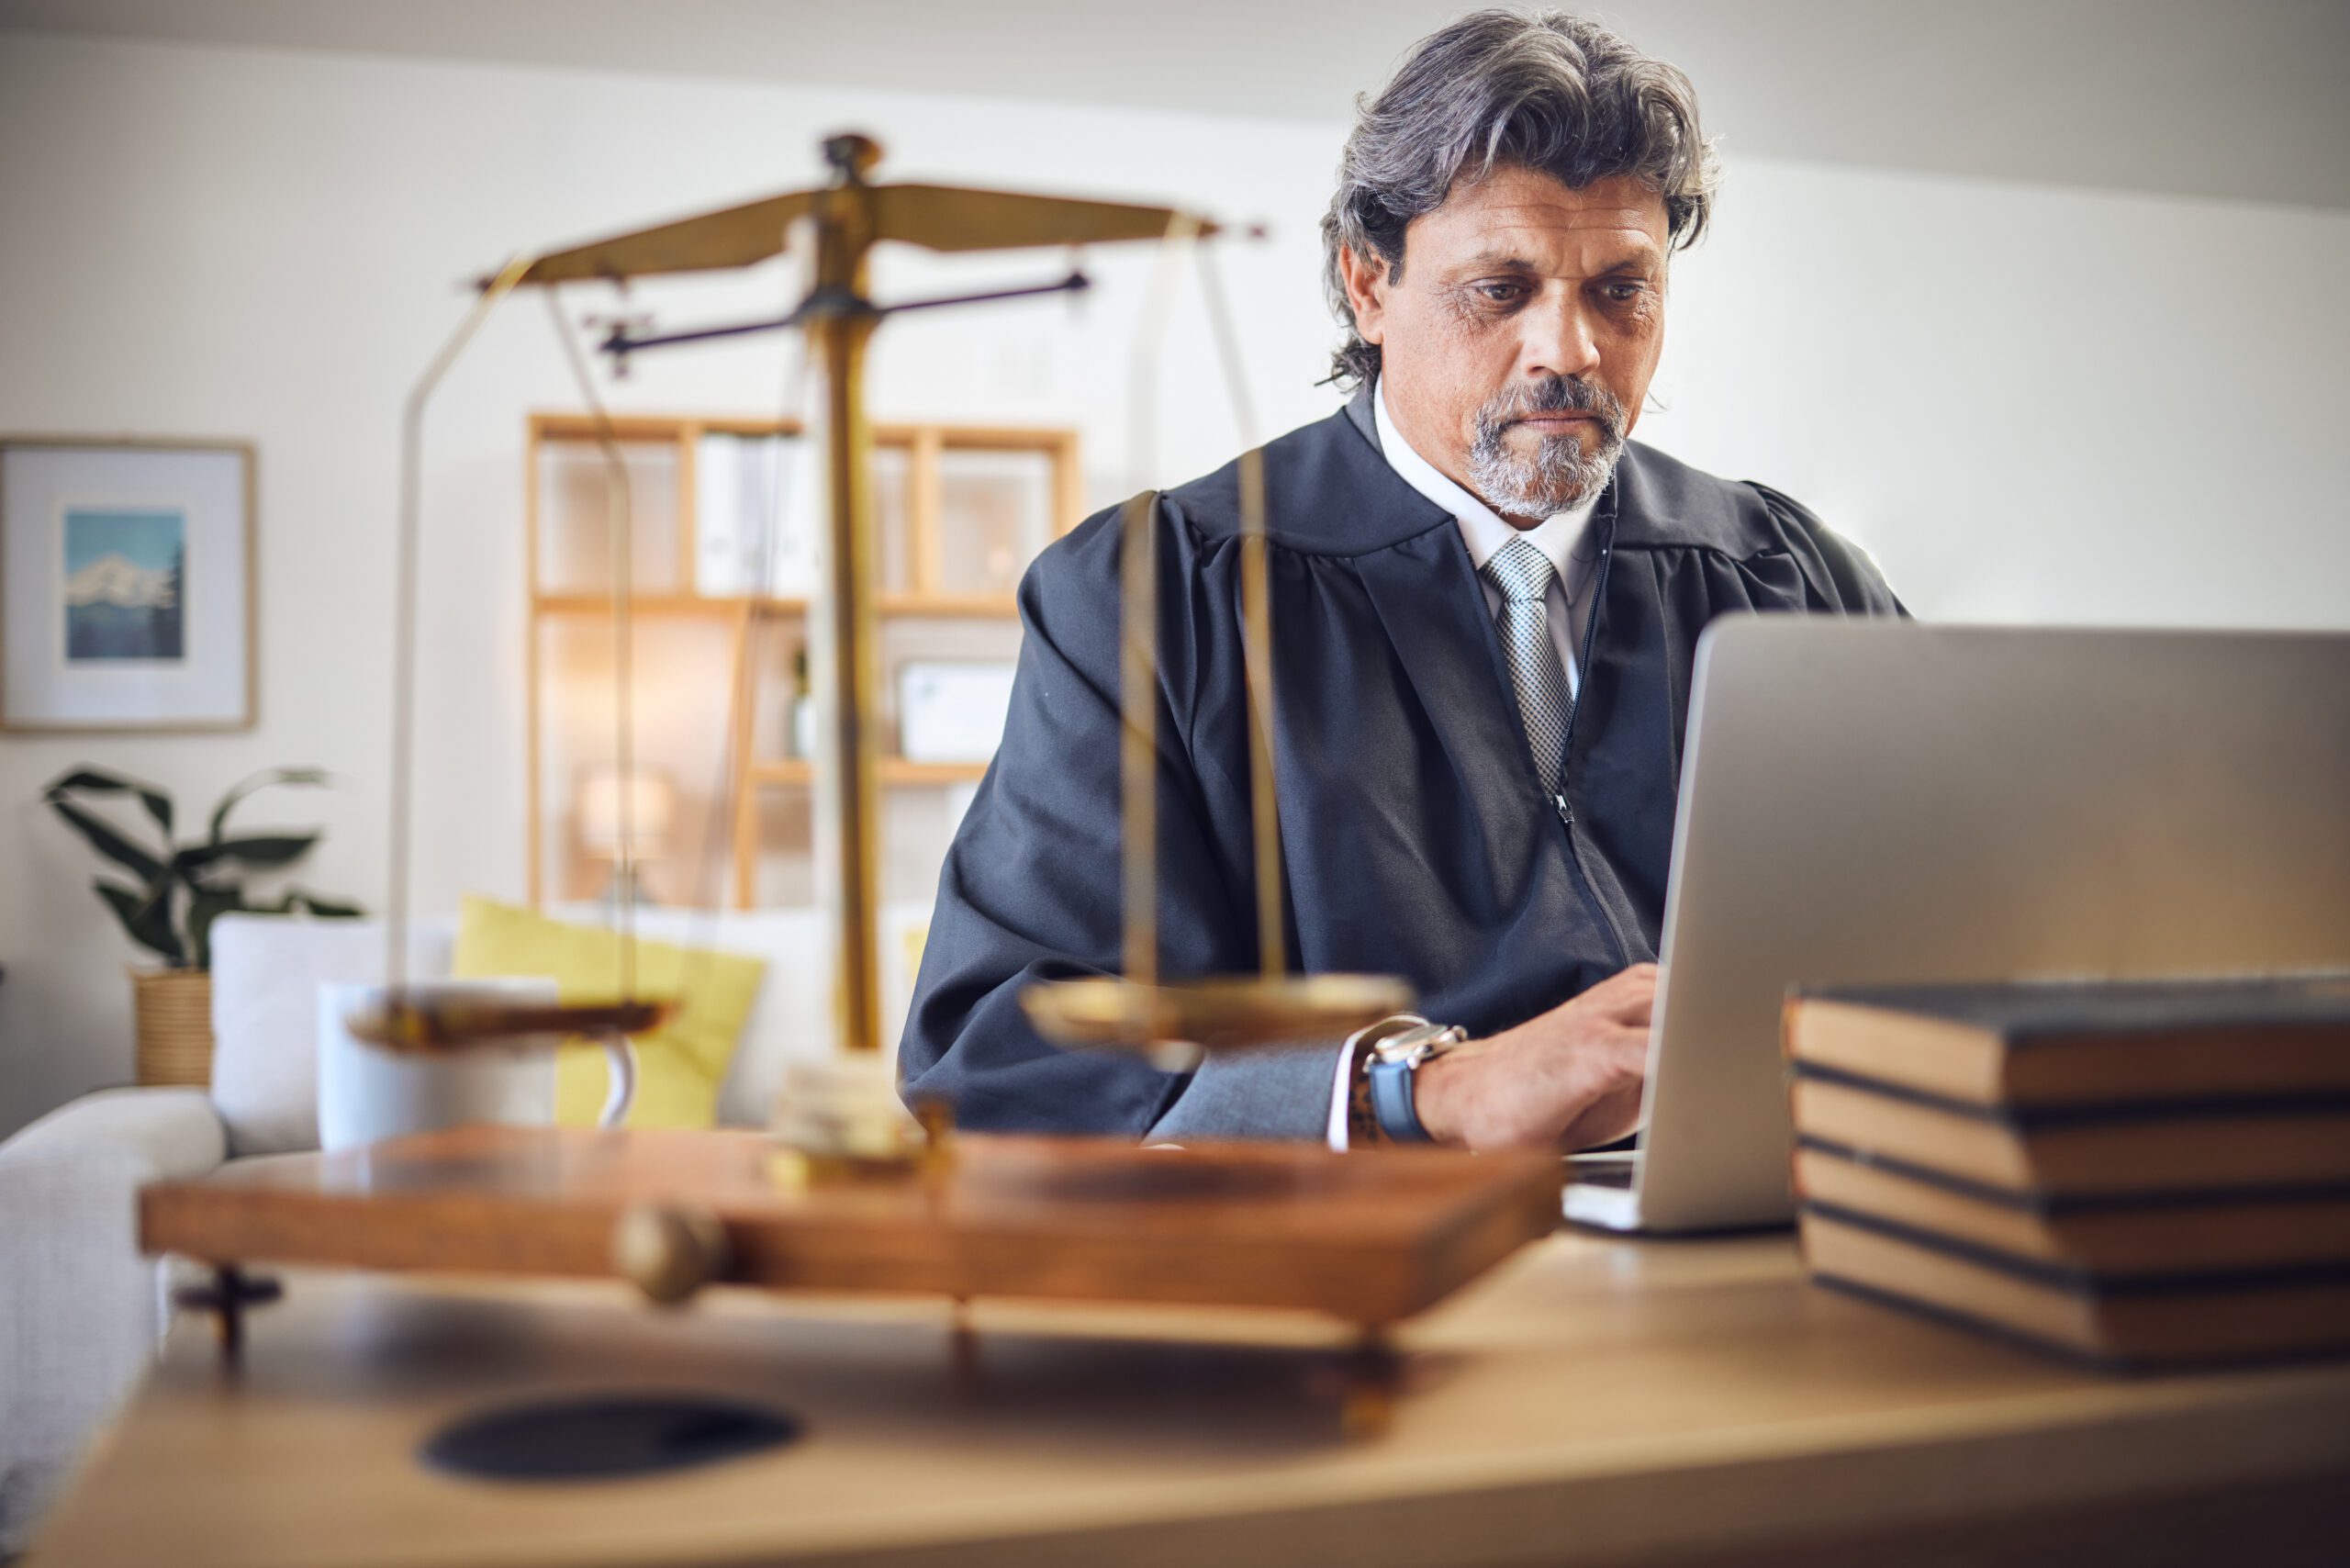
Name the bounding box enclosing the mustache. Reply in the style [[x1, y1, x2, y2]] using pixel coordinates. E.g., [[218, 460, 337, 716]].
[[1475, 376, 1628, 442]]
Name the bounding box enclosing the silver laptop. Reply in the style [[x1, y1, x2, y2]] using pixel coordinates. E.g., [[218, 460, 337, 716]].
[[1565, 619, 2350, 1234]]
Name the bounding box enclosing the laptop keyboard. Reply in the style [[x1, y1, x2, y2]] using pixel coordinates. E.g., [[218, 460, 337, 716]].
[[1567, 1157, 1638, 1190]]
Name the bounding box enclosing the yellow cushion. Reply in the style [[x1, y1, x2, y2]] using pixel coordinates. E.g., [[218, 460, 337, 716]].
[[450, 896, 767, 1129]]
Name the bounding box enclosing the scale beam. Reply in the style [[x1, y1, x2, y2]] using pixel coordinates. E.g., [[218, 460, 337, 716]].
[[503, 184, 1217, 288], [504, 191, 817, 286], [872, 184, 1224, 252], [596, 272, 1092, 369]]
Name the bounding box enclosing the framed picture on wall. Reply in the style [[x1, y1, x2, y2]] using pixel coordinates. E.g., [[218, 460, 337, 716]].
[[0, 437, 256, 732]]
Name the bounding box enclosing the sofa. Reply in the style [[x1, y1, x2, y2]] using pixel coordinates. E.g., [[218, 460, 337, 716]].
[[0, 902, 914, 1554]]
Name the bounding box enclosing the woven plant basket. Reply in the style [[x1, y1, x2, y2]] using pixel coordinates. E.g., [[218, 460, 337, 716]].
[[131, 968, 214, 1087]]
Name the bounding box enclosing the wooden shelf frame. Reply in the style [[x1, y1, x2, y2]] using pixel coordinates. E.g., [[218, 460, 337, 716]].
[[747, 758, 990, 788], [525, 411, 1080, 909], [534, 593, 1024, 621]]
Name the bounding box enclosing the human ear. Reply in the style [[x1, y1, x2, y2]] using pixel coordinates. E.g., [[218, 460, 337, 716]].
[[1337, 244, 1389, 347]]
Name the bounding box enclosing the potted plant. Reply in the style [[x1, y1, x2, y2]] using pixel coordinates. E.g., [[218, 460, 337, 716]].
[[44, 766, 364, 1086]]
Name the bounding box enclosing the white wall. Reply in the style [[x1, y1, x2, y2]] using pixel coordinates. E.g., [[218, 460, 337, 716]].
[[1650, 161, 2350, 626], [2, 32, 2345, 1136]]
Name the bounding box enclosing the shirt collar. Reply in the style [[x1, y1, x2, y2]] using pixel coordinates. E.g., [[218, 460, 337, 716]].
[[1373, 376, 1601, 584]]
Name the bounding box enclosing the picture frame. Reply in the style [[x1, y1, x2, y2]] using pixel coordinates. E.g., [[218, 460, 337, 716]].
[[1, 436, 256, 732]]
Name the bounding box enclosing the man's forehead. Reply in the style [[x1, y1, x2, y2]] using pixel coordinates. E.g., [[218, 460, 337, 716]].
[[1412, 169, 1667, 260]]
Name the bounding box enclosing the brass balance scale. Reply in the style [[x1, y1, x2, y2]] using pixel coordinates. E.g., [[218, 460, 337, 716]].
[[364, 130, 1414, 1144], [143, 135, 1561, 1440]]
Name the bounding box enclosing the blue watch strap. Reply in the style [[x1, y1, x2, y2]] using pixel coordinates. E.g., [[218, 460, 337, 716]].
[[1367, 1052, 1433, 1143]]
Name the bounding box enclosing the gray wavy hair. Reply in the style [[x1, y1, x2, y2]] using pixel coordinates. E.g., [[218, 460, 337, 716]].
[[1321, 8, 1719, 388]]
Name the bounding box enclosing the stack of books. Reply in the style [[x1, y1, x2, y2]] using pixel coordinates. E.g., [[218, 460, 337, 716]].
[[1784, 974, 2350, 1367]]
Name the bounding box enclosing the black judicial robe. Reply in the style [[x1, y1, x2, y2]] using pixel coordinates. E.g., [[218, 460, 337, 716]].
[[899, 387, 1904, 1137]]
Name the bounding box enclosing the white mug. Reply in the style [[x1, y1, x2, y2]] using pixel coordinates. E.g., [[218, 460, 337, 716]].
[[317, 978, 639, 1152]]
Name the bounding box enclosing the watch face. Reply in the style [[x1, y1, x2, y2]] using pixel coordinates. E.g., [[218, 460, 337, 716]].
[[1374, 1024, 1442, 1064]]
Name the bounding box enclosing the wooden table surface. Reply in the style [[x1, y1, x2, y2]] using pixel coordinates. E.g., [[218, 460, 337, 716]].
[[31, 1230, 2350, 1568]]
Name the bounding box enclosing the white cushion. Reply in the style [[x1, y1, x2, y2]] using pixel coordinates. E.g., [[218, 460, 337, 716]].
[[207, 915, 454, 1157]]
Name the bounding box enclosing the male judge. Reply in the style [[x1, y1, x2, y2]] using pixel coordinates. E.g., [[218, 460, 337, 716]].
[[900, 9, 1902, 1149]]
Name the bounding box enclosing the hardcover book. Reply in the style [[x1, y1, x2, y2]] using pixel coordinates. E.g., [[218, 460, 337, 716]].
[[1784, 973, 2350, 1109]]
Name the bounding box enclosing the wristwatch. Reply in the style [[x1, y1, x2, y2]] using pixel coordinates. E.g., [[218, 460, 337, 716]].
[[1360, 1016, 1468, 1144]]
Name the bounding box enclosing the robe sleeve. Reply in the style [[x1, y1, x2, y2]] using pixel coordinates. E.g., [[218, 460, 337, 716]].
[[1143, 1039, 1347, 1143], [1746, 481, 1910, 618], [898, 503, 1294, 1137]]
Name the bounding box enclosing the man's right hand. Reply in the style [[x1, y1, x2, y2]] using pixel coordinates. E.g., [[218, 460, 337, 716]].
[[1410, 963, 1658, 1152]]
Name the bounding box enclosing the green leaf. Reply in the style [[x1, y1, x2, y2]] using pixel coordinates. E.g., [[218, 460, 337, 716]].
[[285, 888, 364, 919], [207, 767, 334, 847], [45, 767, 173, 839], [244, 887, 360, 917], [96, 879, 184, 965], [128, 878, 174, 931], [179, 833, 320, 873], [49, 799, 167, 883], [185, 887, 247, 971]]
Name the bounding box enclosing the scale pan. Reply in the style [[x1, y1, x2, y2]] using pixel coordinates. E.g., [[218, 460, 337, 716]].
[[345, 996, 677, 1053], [1020, 975, 1414, 1051]]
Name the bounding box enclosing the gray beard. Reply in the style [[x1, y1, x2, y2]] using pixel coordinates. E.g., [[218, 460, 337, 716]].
[[1468, 425, 1624, 519]]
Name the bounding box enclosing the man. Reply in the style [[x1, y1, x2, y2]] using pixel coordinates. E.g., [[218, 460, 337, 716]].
[[900, 9, 1901, 1149]]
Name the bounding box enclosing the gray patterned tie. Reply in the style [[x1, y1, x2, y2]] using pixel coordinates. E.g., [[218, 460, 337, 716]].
[[1483, 537, 1570, 797]]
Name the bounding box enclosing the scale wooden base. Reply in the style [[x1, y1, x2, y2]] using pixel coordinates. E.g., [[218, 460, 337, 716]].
[[141, 1126, 1562, 1433]]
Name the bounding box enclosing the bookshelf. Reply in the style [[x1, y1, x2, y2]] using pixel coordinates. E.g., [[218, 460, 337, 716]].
[[525, 412, 1080, 911]]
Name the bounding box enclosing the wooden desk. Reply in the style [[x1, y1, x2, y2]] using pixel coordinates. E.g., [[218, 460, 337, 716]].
[[31, 1232, 2350, 1568]]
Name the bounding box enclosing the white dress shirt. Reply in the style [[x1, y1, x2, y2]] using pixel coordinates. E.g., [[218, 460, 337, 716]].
[[1326, 382, 1609, 1149], [1373, 376, 1603, 697]]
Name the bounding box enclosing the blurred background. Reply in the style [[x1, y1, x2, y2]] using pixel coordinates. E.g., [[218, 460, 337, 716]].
[[2, 0, 2345, 1138]]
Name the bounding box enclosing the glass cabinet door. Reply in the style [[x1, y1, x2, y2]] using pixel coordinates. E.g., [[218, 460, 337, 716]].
[[935, 447, 1055, 599], [536, 439, 683, 597]]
